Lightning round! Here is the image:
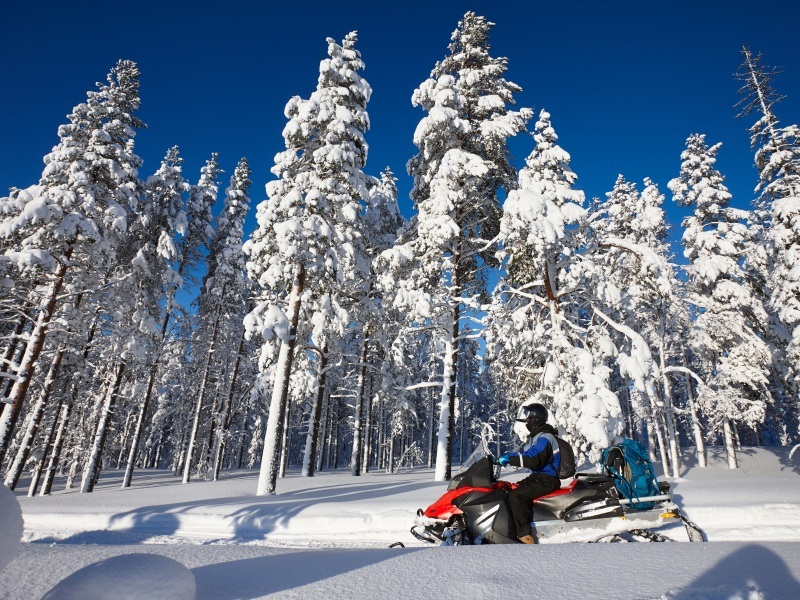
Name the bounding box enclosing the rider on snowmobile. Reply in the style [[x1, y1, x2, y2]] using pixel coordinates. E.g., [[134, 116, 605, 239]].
[[497, 402, 561, 544]]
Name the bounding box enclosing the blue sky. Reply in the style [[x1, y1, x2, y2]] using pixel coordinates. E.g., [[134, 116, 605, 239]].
[[2, 0, 800, 257]]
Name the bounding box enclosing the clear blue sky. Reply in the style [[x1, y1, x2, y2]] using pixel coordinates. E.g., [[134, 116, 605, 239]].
[[3, 0, 800, 255]]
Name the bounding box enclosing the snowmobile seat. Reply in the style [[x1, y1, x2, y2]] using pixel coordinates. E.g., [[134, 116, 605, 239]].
[[532, 475, 618, 520]]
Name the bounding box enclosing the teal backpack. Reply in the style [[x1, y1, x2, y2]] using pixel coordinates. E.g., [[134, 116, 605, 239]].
[[601, 439, 661, 510]]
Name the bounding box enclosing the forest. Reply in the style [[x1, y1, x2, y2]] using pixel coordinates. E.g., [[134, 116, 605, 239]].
[[0, 12, 798, 497]]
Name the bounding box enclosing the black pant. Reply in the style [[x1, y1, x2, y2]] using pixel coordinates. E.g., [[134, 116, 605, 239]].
[[508, 473, 560, 537]]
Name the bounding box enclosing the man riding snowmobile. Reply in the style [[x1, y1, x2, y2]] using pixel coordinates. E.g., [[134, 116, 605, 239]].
[[498, 402, 561, 544]]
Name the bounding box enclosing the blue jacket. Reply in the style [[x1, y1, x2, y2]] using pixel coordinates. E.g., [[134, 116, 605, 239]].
[[506, 424, 561, 478]]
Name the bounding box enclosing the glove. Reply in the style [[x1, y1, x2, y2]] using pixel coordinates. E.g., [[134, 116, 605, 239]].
[[497, 454, 511, 467]]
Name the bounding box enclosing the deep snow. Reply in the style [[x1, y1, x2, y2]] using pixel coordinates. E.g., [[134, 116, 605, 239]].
[[1, 446, 799, 599]]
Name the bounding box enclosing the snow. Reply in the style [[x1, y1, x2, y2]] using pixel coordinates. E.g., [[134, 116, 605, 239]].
[[0, 483, 23, 572], [40, 554, 195, 600], [1, 447, 799, 599]]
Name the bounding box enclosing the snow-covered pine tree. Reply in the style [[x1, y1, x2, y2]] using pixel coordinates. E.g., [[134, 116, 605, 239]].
[[142, 153, 220, 483], [181, 154, 220, 282], [81, 143, 191, 493], [181, 157, 250, 483], [0, 60, 144, 464], [736, 48, 800, 437], [244, 32, 372, 495], [669, 133, 771, 468], [121, 146, 190, 488], [590, 175, 685, 476], [346, 169, 405, 477], [207, 159, 254, 481], [486, 108, 623, 463], [387, 12, 530, 481]]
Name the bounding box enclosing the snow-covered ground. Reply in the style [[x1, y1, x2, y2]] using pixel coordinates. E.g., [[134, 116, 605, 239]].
[[1, 446, 800, 599]]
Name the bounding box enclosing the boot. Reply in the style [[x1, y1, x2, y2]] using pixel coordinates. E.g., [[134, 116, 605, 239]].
[[517, 534, 536, 544]]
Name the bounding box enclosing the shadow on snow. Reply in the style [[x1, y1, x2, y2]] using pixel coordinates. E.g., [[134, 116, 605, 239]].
[[30, 475, 440, 545], [668, 543, 800, 599]]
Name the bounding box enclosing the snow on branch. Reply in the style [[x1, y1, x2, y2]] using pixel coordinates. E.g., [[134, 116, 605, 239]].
[[401, 381, 442, 392], [599, 237, 665, 280], [593, 307, 656, 396], [662, 365, 708, 390]]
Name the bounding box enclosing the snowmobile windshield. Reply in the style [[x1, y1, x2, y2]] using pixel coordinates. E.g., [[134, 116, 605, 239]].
[[447, 445, 497, 491]]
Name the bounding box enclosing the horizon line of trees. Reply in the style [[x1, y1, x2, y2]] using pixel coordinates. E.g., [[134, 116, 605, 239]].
[[1, 13, 798, 497]]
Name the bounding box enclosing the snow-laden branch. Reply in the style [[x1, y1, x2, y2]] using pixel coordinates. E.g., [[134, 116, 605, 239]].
[[662, 365, 708, 389], [55, 272, 133, 302], [401, 381, 442, 392], [593, 306, 656, 397], [513, 366, 545, 375], [599, 237, 665, 277]]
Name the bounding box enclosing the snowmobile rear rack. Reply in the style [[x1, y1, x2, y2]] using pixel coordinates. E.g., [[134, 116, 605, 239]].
[[618, 494, 672, 505]]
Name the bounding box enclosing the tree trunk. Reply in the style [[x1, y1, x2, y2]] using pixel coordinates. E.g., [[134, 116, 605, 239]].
[[650, 410, 672, 478], [723, 417, 738, 468], [116, 410, 134, 469], [316, 390, 329, 473], [279, 399, 290, 478], [426, 387, 434, 468], [363, 376, 373, 473], [644, 416, 658, 463], [182, 307, 222, 484], [81, 360, 126, 493], [123, 310, 173, 488], [680, 343, 707, 467], [4, 346, 65, 490], [212, 325, 248, 481], [377, 394, 385, 470], [331, 398, 340, 469], [153, 441, 162, 469], [458, 397, 465, 465], [388, 427, 396, 474], [0, 254, 69, 464], [303, 342, 328, 476], [29, 395, 64, 497], [197, 391, 221, 479], [256, 265, 304, 496], [237, 395, 252, 470], [658, 331, 681, 477], [41, 395, 75, 496], [434, 300, 459, 481], [350, 339, 368, 476]]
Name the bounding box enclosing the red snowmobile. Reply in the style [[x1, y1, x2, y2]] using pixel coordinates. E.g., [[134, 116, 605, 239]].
[[411, 444, 703, 545]]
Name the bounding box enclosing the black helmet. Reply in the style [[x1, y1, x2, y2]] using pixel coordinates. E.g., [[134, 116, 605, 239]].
[[517, 402, 548, 428]]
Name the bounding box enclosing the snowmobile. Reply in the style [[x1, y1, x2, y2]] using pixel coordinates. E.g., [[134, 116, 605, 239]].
[[411, 444, 704, 545]]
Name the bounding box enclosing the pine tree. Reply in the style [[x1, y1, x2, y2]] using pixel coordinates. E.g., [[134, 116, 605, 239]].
[[669, 133, 771, 468], [0, 60, 144, 464], [486, 109, 623, 462], [346, 168, 405, 477], [82, 143, 189, 493], [389, 12, 530, 480], [737, 48, 800, 434], [181, 157, 250, 483], [121, 146, 192, 488], [244, 32, 372, 495], [591, 175, 685, 475]]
